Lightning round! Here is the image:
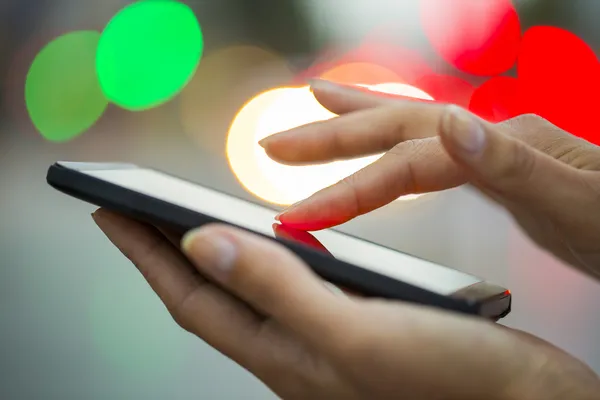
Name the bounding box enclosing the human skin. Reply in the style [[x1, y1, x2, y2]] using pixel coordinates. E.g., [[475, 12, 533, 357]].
[[92, 80, 600, 399]]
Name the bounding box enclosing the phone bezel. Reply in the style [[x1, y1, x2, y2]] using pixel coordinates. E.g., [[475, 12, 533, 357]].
[[46, 162, 511, 319]]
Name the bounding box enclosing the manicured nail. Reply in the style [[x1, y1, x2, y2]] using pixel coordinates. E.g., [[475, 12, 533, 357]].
[[181, 229, 237, 280], [274, 210, 288, 221], [442, 106, 486, 155], [258, 137, 269, 148], [91, 211, 104, 228], [308, 78, 344, 92], [275, 200, 304, 221]]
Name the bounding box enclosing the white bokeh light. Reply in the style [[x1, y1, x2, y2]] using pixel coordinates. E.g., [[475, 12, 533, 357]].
[[227, 83, 434, 206]]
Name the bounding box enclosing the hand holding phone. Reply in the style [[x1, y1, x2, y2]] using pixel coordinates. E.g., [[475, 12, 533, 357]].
[[89, 208, 600, 400]]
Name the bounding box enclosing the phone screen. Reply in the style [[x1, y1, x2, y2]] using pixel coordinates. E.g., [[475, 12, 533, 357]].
[[81, 166, 481, 295]]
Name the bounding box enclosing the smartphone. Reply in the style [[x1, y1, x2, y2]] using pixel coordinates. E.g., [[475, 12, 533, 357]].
[[47, 161, 511, 320]]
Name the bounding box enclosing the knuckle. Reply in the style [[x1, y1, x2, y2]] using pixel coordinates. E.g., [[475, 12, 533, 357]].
[[389, 138, 438, 194], [339, 173, 364, 215], [169, 288, 201, 333], [501, 142, 537, 186], [390, 138, 421, 155], [389, 137, 435, 159], [328, 126, 346, 155], [501, 114, 545, 142], [500, 115, 592, 165], [515, 113, 545, 125], [581, 172, 600, 203], [505, 113, 545, 131], [131, 236, 167, 283]]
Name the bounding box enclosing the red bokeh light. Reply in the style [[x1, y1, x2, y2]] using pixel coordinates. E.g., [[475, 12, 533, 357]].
[[347, 42, 434, 85], [420, 0, 521, 76], [416, 74, 475, 107], [517, 26, 600, 145], [293, 3, 600, 147], [469, 76, 518, 122]]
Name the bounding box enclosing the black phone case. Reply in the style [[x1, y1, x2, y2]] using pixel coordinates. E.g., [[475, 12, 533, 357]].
[[47, 162, 481, 316]]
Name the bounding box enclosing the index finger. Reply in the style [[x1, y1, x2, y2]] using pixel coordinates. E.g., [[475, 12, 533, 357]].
[[261, 102, 446, 165], [276, 136, 464, 230]]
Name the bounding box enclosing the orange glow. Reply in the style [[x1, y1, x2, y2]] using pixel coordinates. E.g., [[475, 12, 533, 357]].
[[320, 62, 400, 85], [227, 83, 434, 206]]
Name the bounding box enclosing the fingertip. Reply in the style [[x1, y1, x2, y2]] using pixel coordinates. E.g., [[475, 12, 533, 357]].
[[439, 105, 487, 157], [308, 78, 342, 93], [181, 228, 200, 253], [257, 134, 293, 161], [262, 141, 311, 165], [277, 211, 344, 231], [91, 207, 107, 220], [181, 226, 239, 281], [258, 134, 282, 151], [91, 208, 120, 230], [181, 224, 228, 252]]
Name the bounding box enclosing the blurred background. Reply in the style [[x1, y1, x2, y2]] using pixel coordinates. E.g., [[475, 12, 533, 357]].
[[1, 0, 599, 398]]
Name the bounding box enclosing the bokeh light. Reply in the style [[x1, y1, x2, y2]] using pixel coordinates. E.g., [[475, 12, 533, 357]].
[[349, 42, 434, 85], [295, 43, 433, 86], [320, 62, 400, 85], [180, 45, 293, 153], [97, 0, 203, 111], [227, 83, 433, 206], [366, 82, 433, 100], [420, 0, 521, 76], [469, 76, 518, 122], [416, 74, 475, 107], [25, 31, 108, 142], [517, 26, 600, 145]]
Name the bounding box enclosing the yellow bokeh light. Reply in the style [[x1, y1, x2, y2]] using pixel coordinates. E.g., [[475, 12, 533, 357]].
[[227, 80, 435, 206], [180, 45, 293, 154]]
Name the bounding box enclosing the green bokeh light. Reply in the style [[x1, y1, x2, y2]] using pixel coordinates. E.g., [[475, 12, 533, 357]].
[[97, 0, 204, 110], [25, 31, 108, 142]]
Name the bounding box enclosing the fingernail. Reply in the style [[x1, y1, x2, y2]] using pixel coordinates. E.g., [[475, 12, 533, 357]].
[[181, 229, 238, 280], [275, 200, 304, 221], [274, 210, 287, 221], [259, 134, 279, 148], [442, 106, 486, 155], [308, 78, 344, 92], [91, 211, 105, 229]]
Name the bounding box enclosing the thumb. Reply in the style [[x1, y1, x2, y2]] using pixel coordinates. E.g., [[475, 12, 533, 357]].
[[438, 106, 589, 213]]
